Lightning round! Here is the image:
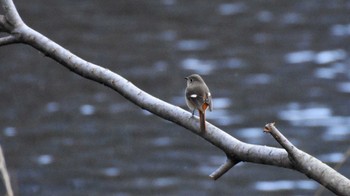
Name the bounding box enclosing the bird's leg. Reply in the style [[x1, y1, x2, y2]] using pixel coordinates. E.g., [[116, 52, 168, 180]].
[[191, 109, 195, 117]]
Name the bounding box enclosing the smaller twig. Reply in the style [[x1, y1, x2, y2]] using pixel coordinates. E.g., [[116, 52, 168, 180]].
[[0, 35, 19, 46], [0, 145, 13, 196], [264, 122, 296, 155], [209, 156, 240, 180], [264, 122, 305, 167]]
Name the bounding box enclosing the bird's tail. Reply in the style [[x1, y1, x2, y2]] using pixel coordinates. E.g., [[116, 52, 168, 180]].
[[199, 103, 209, 132], [199, 110, 206, 132]]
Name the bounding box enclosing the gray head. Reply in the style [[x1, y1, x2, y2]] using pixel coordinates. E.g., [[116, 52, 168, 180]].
[[185, 74, 205, 86]]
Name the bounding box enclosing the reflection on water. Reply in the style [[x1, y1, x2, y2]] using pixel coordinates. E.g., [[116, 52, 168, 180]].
[[3, 127, 17, 137], [285, 49, 347, 64], [176, 40, 210, 51], [37, 155, 54, 166], [337, 82, 350, 93], [254, 180, 318, 192], [323, 125, 350, 141], [100, 167, 120, 177], [79, 104, 96, 116], [331, 23, 350, 36], [278, 103, 332, 123], [319, 152, 345, 163], [1, 0, 350, 195], [314, 63, 347, 79], [181, 58, 215, 75]]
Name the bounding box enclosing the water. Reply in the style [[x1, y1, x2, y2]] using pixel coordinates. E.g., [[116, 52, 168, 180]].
[[1, 0, 350, 195]]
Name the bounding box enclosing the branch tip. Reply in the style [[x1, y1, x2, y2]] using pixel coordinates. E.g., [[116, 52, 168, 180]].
[[263, 122, 275, 133], [209, 157, 240, 180], [0, 35, 19, 46]]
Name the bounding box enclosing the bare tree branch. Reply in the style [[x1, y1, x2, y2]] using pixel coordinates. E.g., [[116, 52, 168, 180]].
[[0, 34, 19, 45], [0, 145, 13, 196], [264, 123, 350, 195], [1, 0, 350, 195], [1, 0, 23, 28], [315, 147, 350, 196], [210, 156, 240, 180]]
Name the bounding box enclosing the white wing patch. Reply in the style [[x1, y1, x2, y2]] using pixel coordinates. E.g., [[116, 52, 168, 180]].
[[190, 94, 198, 98], [208, 92, 211, 97]]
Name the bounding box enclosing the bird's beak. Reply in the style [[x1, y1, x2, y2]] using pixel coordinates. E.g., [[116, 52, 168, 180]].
[[184, 77, 188, 80]]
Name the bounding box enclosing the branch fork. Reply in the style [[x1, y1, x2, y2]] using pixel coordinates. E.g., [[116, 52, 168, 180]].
[[264, 123, 350, 195], [0, 0, 24, 45]]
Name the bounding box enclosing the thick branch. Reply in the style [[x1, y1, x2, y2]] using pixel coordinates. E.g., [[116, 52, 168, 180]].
[[315, 147, 350, 196]]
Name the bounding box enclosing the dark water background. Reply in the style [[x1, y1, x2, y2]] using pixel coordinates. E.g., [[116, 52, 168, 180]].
[[1, 0, 350, 195]]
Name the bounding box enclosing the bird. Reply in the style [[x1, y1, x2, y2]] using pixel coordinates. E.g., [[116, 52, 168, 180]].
[[185, 74, 212, 131]]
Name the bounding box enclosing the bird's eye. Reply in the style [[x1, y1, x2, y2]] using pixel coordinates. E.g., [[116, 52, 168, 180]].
[[190, 78, 193, 82]]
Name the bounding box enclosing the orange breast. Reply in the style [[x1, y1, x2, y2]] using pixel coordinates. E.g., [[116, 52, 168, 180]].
[[202, 102, 209, 111]]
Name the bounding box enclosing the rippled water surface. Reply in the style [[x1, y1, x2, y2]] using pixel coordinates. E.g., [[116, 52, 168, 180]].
[[1, 0, 350, 195]]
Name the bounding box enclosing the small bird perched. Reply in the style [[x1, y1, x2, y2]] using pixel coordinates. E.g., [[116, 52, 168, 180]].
[[185, 74, 213, 131]]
